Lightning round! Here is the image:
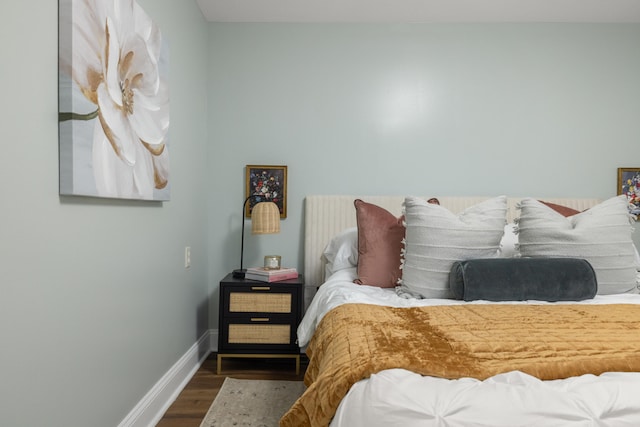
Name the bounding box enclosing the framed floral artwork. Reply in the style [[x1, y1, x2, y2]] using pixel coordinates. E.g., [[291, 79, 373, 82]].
[[245, 165, 287, 218], [617, 168, 640, 217], [58, 0, 170, 201]]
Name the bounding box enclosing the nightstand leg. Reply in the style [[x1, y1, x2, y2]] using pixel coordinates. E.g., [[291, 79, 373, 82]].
[[217, 354, 222, 374], [295, 354, 300, 375]]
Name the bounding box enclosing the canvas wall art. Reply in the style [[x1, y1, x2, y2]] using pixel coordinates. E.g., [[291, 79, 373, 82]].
[[58, 0, 170, 201]]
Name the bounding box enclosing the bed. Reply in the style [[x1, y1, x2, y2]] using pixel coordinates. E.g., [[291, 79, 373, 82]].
[[280, 195, 640, 427]]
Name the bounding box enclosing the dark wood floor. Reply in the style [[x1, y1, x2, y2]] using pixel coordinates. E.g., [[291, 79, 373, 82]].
[[156, 353, 307, 427]]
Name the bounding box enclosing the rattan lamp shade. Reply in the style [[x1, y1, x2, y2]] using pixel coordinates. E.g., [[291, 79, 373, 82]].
[[251, 202, 280, 234]]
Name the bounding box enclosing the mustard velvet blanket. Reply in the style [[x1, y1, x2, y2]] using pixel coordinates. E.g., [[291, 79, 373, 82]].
[[280, 303, 640, 427]]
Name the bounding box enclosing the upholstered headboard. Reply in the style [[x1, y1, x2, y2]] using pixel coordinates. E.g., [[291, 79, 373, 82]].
[[303, 195, 601, 305]]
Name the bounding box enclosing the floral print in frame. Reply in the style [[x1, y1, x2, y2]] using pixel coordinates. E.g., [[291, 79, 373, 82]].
[[618, 168, 640, 217], [245, 165, 287, 218]]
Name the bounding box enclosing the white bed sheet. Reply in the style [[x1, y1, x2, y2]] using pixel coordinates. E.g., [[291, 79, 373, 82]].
[[297, 268, 640, 426]]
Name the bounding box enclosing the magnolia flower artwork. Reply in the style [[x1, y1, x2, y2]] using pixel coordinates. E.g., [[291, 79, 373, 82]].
[[59, 0, 170, 200]]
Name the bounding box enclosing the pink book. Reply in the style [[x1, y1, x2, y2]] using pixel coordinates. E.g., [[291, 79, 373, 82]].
[[244, 268, 298, 282]]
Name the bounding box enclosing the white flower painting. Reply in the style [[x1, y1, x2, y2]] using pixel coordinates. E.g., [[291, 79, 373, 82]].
[[59, 0, 170, 201]]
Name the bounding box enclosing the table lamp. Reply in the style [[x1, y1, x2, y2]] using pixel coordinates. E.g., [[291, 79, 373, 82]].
[[233, 195, 281, 278]]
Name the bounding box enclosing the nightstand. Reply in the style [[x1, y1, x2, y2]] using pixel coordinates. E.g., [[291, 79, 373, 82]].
[[217, 273, 304, 374]]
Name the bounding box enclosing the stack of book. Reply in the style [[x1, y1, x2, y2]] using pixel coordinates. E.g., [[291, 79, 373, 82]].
[[244, 267, 298, 282]]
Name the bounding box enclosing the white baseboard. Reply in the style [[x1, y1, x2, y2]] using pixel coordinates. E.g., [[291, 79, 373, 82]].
[[118, 329, 219, 427]]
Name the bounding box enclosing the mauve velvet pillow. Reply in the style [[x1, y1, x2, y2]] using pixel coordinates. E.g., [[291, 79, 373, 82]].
[[539, 201, 581, 217], [353, 199, 404, 288]]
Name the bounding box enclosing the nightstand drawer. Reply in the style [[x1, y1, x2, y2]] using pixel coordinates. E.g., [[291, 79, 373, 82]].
[[228, 323, 291, 344], [220, 316, 297, 351], [229, 291, 292, 313]]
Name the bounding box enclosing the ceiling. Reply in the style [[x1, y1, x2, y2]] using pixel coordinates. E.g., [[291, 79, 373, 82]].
[[196, 0, 640, 23]]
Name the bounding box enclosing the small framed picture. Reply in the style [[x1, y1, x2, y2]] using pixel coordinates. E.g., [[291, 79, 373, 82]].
[[617, 167, 640, 216], [245, 165, 287, 218]]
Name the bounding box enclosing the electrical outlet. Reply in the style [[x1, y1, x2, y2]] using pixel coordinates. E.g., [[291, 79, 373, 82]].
[[185, 246, 191, 268]]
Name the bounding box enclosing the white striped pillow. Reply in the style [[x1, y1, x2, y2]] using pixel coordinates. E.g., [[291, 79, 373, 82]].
[[398, 196, 507, 299], [517, 196, 638, 295]]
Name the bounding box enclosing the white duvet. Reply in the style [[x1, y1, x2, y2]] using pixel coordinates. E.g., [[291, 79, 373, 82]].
[[297, 268, 640, 426]]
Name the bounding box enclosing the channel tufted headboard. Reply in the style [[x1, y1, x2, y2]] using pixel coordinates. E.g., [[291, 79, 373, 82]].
[[303, 195, 601, 306]]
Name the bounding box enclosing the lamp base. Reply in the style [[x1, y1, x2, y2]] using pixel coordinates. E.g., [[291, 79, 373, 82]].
[[232, 269, 246, 279]]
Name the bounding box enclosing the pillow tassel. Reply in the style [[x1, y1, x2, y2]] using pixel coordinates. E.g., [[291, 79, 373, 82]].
[[399, 239, 406, 270]]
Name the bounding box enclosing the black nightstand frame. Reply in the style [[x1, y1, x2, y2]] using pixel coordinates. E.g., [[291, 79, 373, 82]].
[[217, 273, 304, 374]]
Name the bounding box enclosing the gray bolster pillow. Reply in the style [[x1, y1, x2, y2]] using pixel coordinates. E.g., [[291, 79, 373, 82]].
[[449, 258, 597, 302]]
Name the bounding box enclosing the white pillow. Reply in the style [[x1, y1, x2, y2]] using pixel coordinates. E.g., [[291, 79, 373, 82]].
[[398, 195, 508, 299], [498, 223, 519, 258], [517, 196, 638, 295], [322, 227, 358, 277]]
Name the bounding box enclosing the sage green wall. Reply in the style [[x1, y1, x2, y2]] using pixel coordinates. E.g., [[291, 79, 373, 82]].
[[207, 23, 640, 306], [0, 1, 209, 426]]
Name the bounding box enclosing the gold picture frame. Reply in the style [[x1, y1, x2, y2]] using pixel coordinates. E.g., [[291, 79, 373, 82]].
[[245, 165, 287, 218], [617, 167, 640, 217]]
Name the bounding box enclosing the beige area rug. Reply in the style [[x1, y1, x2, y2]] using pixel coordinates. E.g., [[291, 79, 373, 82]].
[[199, 378, 306, 427]]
